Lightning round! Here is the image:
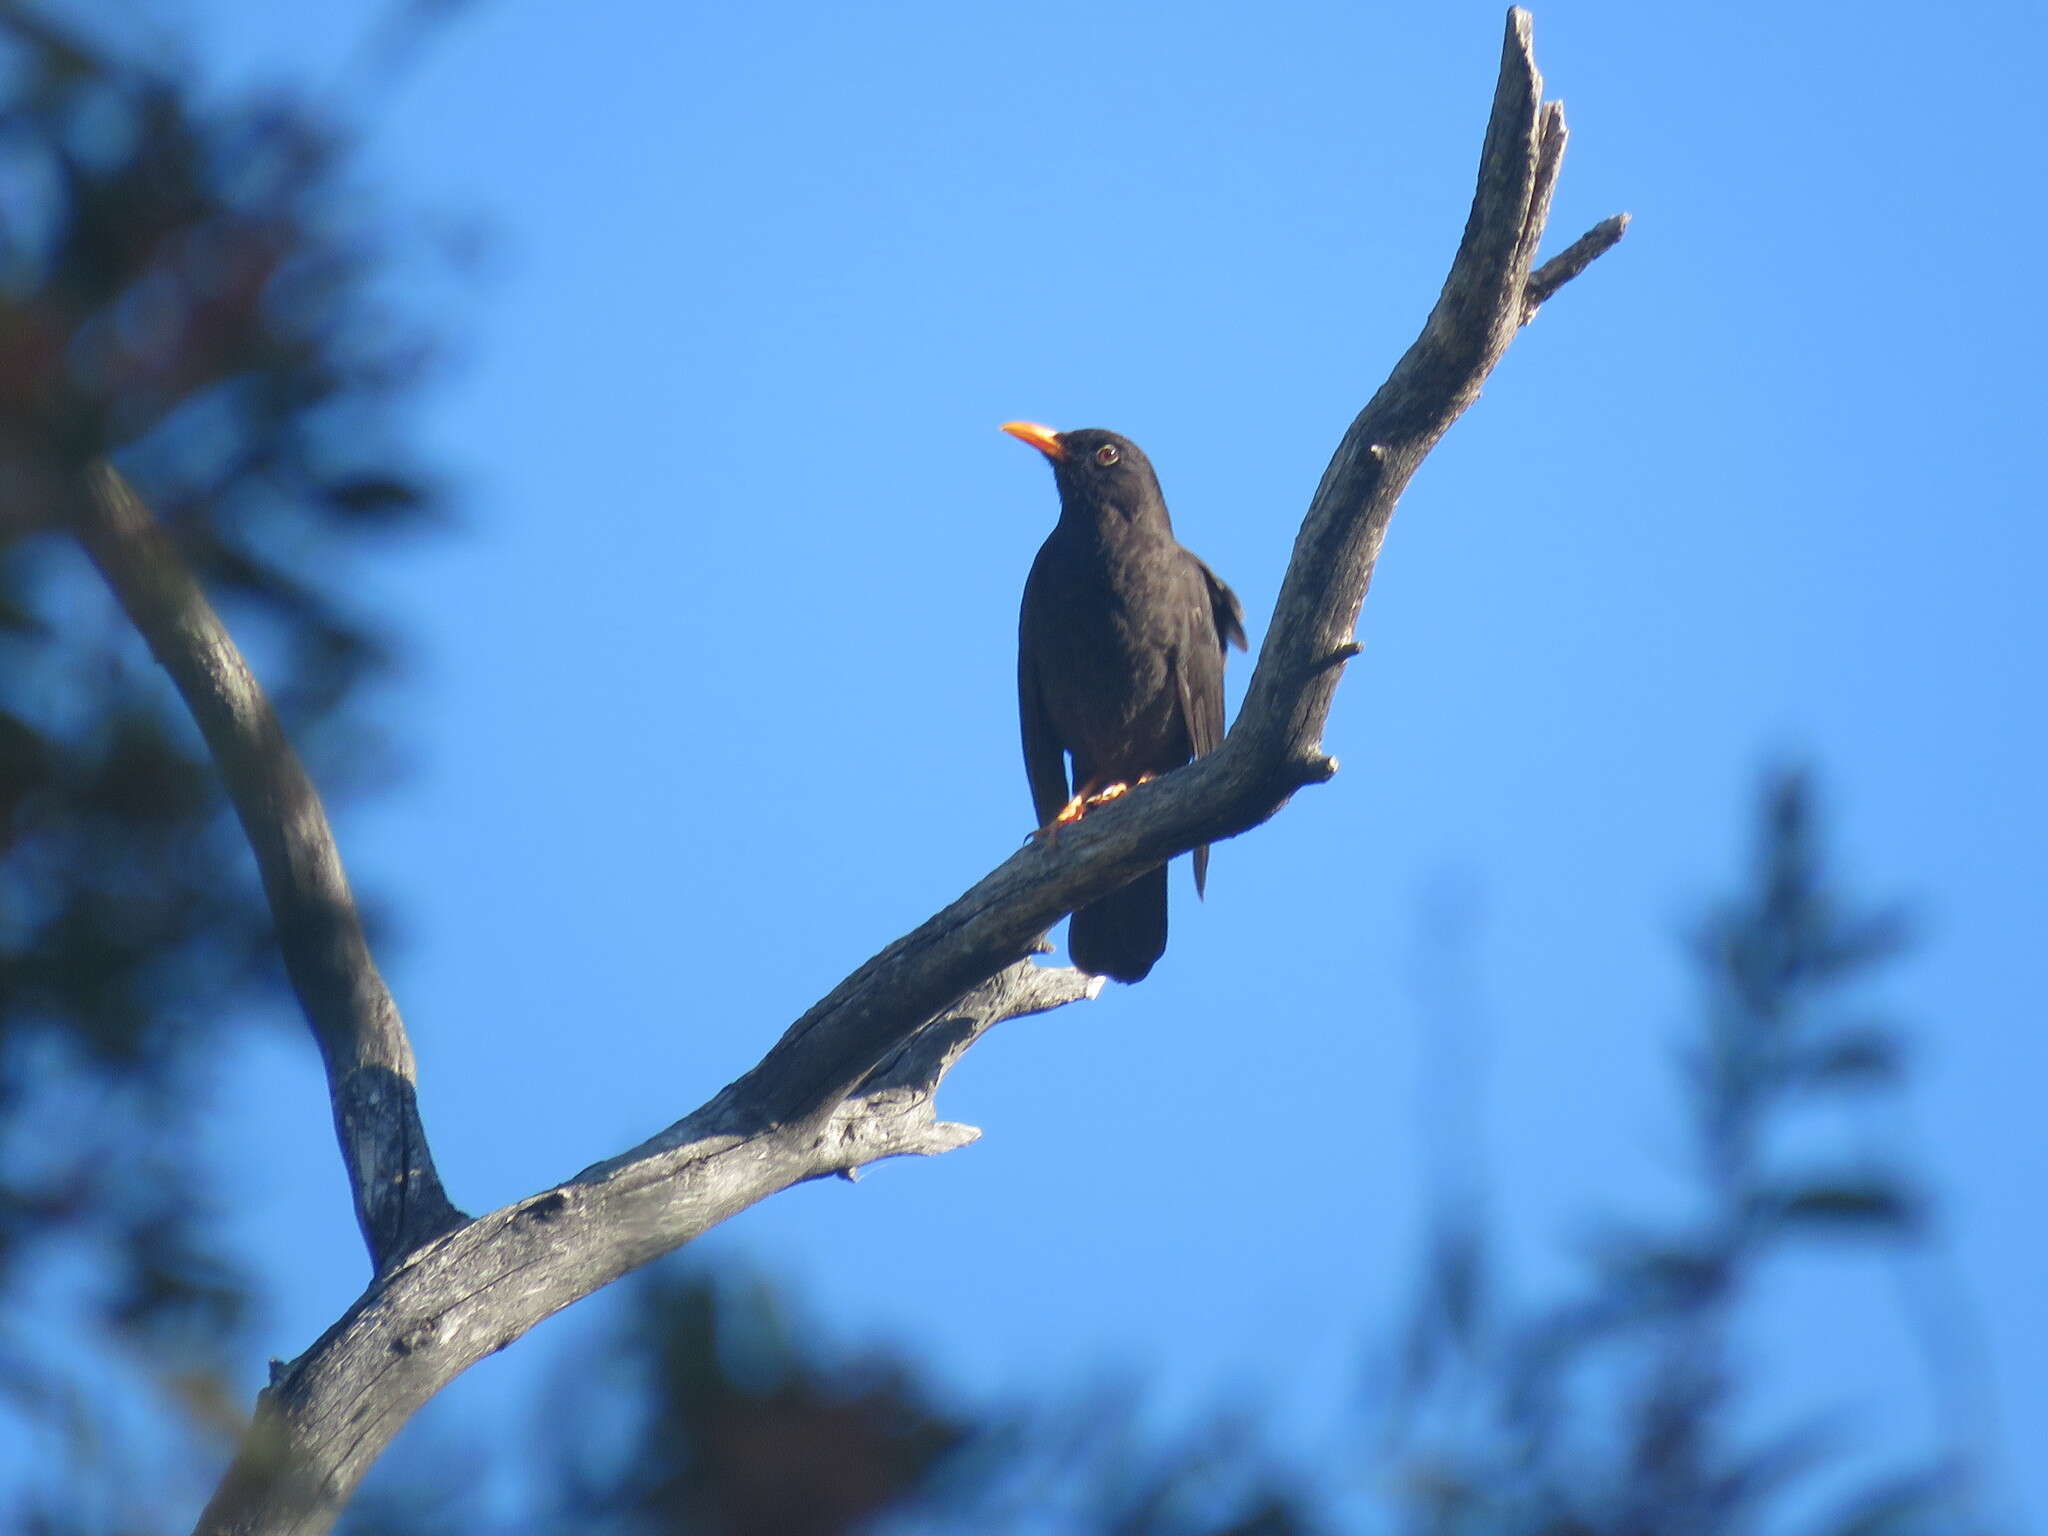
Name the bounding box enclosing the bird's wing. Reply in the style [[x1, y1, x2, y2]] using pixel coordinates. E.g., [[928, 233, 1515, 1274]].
[[1195, 555, 1248, 653], [1175, 552, 1235, 761], [1173, 554, 1236, 897], [1174, 639, 1228, 763], [1174, 639, 1221, 899], [1018, 615, 1071, 830]]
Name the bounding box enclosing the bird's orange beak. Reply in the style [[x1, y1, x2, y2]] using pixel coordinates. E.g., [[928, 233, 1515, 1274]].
[[1000, 420, 1065, 461]]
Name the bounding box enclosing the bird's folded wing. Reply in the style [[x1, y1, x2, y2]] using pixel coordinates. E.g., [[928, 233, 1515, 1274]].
[[1196, 555, 1248, 652], [1017, 647, 1071, 830]]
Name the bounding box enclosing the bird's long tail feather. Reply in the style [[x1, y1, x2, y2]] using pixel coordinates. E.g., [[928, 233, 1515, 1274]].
[[1068, 863, 1169, 984]]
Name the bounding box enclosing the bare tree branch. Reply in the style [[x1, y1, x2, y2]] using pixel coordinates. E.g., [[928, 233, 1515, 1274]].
[[1528, 212, 1631, 318], [71, 464, 465, 1272], [193, 961, 1097, 1535], [164, 9, 1625, 1530]]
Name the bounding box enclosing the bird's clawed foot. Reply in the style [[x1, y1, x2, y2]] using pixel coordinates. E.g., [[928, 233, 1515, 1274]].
[[1028, 774, 1158, 847], [1029, 788, 1107, 848]]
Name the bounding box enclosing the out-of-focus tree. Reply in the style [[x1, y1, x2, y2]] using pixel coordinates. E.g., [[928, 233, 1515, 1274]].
[[335, 1262, 1318, 1536], [0, 2, 449, 1518], [547, 1270, 972, 1536], [1378, 770, 1986, 1536], [545, 1267, 1313, 1536]]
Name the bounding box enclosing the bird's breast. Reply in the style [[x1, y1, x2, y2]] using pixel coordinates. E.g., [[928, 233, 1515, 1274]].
[[1023, 530, 1195, 774]]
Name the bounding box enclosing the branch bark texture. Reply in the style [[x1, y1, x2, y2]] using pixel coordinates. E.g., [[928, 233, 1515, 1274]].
[[151, 10, 1626, 1531]]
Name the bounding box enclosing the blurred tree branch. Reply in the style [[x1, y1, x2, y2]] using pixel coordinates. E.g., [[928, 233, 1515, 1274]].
[[27, 7, 1627, 1531]]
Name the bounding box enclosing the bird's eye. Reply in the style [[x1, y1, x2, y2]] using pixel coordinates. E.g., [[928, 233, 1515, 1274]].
[[1094, 444, 1120, 467]]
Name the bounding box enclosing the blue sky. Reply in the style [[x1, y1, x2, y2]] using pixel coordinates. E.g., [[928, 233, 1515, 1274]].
[[158, 0, 2048, 1522]]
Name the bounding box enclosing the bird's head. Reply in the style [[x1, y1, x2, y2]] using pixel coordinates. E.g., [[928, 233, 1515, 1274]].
[[1001, 422, 1169, 527]]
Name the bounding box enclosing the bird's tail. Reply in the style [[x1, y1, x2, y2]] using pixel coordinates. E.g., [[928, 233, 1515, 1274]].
[[1068, 863, 1169, 984]]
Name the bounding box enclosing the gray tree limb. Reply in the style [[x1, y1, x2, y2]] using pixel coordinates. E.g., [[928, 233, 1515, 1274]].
[[152, 9, 1624, 1531], [189, 961, 1097, 1534], [73, 465, 466, 1273]]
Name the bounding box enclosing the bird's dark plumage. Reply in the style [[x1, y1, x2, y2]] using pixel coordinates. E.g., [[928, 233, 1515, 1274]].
[[1007, 423, 1247, 983]]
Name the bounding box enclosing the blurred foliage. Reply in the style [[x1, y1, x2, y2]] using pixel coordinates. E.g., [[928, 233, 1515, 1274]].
[[339, 1263, 1317, 1536], [549, 1270, 973, 1536], [1377, 770, 1980, 1536], [0, 0, 446, 1516]]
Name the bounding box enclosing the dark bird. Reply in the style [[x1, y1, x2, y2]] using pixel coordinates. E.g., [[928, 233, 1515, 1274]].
[[1004, 422, 1247, 983]]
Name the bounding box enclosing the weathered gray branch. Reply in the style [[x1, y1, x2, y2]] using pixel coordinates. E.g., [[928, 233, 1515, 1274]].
[[1528, 212, 1630, 317], [164, 9, 1623, 1531], [73, 465, 465, 1272], [191, 963, 1096, 1534]]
